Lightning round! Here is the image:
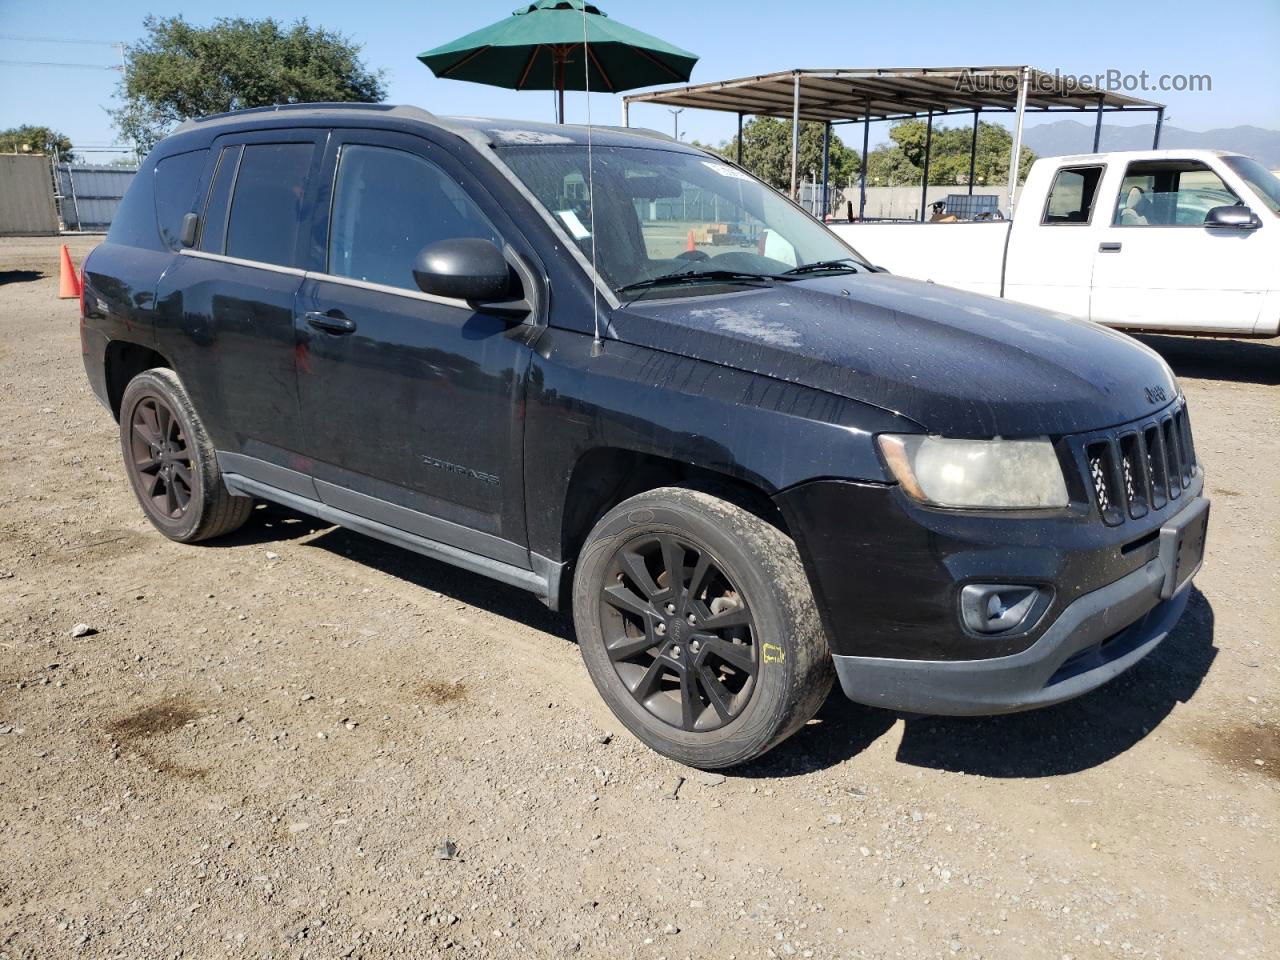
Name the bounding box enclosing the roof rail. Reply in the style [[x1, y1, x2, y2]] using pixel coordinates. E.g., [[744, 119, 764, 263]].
[[172, 102, 439, 134]]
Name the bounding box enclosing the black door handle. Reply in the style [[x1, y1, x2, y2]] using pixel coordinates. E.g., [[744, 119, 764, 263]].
[[1098, 242, 1123, 253], [305, 310, 356, 334]]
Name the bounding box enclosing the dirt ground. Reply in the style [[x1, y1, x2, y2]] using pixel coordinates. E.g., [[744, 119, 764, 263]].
[[0, 234, 1276, 960]]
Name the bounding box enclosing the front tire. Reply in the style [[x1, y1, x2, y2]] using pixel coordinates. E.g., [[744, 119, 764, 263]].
[[572, 487, 834, 768], [118, 368, 253, 543]]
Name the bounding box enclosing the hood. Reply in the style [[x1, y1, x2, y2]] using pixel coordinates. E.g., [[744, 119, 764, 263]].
[[608, 274, 1178, 437]]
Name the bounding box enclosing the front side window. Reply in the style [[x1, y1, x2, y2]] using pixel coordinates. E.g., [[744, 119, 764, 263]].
[[225, 142, 314, 266], [327, 144, 501, 291], [1042, 166, 1102, 224], [1113, 160, 1239, 226], [496, 144, 867, 296], [1221, 155, 1280, 216]]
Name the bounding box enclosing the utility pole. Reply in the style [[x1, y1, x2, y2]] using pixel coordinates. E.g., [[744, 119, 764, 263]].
[[668, 108, 684, 141]]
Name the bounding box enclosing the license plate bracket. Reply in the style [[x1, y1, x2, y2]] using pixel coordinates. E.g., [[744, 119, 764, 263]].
[[1158, 497, 1209, 599]]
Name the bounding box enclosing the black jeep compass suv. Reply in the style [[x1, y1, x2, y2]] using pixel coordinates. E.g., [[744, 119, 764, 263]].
[[79, 103, 1208, 768]]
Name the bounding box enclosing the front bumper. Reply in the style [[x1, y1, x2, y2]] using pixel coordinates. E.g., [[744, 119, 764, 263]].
[[831, 556, 1191, 715]]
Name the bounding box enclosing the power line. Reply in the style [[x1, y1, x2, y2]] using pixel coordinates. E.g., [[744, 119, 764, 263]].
[[0, 34, 125, 47], [0, 59, 121, 71]]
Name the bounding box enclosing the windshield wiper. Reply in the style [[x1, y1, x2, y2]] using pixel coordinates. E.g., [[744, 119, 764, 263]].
[[617, 269, 790, 295], [782, 258, 861, 276]]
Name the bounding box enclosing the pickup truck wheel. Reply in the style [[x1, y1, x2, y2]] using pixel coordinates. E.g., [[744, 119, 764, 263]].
[[119, 368, 254, 543], [573, 487, 834, 768]]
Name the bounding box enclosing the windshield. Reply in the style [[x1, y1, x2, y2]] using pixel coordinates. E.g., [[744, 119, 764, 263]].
[[496, 144, 868, 295], [1222, 155, 1280, 215]]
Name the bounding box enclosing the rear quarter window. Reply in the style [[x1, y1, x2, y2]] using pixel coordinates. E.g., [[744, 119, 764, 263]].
[[105, 156, 163, 252], [154, 148, 209, 250]]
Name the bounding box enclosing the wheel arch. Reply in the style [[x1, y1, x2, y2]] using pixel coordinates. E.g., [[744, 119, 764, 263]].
[[104, 340, 172, 421]]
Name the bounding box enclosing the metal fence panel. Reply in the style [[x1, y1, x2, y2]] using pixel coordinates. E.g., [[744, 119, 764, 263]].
[[55, 163, 139, 231], [0, 155, 60, 236]]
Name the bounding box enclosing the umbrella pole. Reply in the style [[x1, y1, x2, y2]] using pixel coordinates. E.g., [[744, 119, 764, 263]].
[[555, 47, 566, 123]]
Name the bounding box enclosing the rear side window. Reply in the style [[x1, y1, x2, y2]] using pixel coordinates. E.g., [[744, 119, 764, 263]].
[[1042, 166, 1103, 224], [327, 143, 500, 291], [225, 142, 314, 267]]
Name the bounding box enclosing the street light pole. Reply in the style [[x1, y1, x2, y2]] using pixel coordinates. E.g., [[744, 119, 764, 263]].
[[667, 108, 684, 141]]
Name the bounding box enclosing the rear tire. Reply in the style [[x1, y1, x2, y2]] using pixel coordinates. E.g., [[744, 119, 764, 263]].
[[119, 368, 253, 543], [573, 487, 834, 768]]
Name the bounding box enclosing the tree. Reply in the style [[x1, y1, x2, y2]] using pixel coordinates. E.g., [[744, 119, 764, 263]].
[[712, 117, 859, 194], [0, 125, 75, 160], [862, 119, 1035, 187], [112, 15, 386, 152]]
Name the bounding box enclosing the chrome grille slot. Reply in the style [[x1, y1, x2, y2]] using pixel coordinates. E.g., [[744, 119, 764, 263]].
[[1086, 440, 1123, 525], [1174, 407, 1195, 484], [1118, 432, 1148, 519], [1161, 417, 1183, 498], [1144, 424, 1167, 509]]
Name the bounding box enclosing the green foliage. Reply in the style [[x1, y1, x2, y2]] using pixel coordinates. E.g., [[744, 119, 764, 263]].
[[112, 15, 386, 152], [862, 119, 1035, 187], [712, 117, 859, 193], [0, 125, 75, 160]]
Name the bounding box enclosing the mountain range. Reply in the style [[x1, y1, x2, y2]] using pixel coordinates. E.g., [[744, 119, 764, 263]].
[[1021, 120, 1280, 166]]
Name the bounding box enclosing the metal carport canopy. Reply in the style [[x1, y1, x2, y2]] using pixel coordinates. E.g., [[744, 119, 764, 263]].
[[622, 66, 1166, 218]]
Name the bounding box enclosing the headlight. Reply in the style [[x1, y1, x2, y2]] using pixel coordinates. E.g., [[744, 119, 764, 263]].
[[877, 435, 1069, 509]]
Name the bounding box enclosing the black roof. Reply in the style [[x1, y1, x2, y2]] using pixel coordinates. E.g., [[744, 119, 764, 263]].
[[167, 102, 688, 153]]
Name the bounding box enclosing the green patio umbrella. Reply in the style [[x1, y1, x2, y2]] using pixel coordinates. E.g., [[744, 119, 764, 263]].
[[418, 0, 698, 123]]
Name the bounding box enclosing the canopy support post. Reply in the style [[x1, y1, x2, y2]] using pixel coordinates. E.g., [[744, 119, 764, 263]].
[[736, 112, 743, 164], [858, 102, 870, 219], [621, 99, 629, 127], [1153, 108, 1164, 148], [790, 72, 801, 199], [1006, 66, 1029, 217], [1092, 94, 1105, 152], [820, 121, 831, 218], [919, 111, 933, 222], [967, 109, 979, 196]]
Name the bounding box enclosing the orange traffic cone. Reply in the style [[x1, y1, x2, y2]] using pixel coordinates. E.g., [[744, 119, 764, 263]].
[[686, 229, 696, 252], [58, 244, 82, 300]]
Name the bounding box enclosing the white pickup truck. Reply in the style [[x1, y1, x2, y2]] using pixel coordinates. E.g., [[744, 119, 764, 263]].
[[828, 149, 1280, 337]]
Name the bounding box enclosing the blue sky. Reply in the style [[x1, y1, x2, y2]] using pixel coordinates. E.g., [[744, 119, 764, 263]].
[[2, 0, 1277, 160]]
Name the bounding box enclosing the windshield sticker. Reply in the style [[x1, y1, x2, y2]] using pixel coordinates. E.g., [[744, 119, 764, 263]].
[[701, 160, 753, 182], [557, 209, 592, 240]]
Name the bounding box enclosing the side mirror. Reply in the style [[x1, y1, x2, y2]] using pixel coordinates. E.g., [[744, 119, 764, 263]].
[[412, 238, 516, 301], [1204, 204, 1261, 230]]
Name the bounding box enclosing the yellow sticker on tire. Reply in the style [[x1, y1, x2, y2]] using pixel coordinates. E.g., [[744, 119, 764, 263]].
[[762, 642, 785, 664]]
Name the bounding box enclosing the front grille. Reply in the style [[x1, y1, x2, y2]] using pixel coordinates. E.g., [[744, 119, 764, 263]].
[[1076, 399, 1197, 526]]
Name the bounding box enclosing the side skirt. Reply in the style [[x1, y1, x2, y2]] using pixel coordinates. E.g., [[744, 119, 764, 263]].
[[222, 473, 567, 610]]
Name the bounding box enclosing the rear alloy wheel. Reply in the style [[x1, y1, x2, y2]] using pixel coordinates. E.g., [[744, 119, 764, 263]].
[[574, 487, 834, 768], [119, 368, 254, 543]]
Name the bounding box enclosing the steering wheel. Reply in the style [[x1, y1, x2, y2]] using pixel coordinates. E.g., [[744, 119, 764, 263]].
[[675, 249, 710, 262]]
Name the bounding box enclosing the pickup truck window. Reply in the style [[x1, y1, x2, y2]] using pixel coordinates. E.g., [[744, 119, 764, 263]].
[[1113, 160, 1239, 227], [1042, 166, 1103, 225], [225, 142, 314, 267], [327, 144, 501, 291], [1222, 155, 1280, 215], [496, 144, 864, 295]]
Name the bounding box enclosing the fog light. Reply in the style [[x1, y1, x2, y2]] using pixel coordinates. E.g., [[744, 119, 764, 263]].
[[960, 584, 1044, 635]]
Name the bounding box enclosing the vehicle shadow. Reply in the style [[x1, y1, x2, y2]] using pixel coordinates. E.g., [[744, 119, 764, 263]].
[[1134, 333, 1280, 386], [207, 500, 332, 547], [738, 588, 1216, 780], [0, 270, 43, 285], [299, 524, 574, 641]]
